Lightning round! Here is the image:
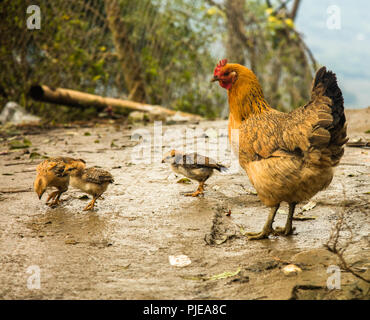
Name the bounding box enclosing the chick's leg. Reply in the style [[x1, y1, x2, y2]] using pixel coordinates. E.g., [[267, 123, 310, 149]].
[[247, 205, 280, 240], [274, 203, 296, 236], [83, 196, 97, 211], [185, 181, 205, 197], [46, 191, 59, 204], [50, 191, 63, 207]]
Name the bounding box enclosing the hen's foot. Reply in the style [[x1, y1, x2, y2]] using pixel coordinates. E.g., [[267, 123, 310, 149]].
[[246, 227, 274, 240], [273, 226, 295, 236], [246, 205, 280, 240]]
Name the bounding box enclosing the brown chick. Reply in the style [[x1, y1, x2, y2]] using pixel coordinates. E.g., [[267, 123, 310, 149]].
[[212, 59, 348, 240], [34, 157, 86, 206], [162, 150, 228, 197], [64, 164, 114, 211]]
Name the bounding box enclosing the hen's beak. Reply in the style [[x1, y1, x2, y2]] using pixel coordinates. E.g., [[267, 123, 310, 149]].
[[211, 76, 219, 83]]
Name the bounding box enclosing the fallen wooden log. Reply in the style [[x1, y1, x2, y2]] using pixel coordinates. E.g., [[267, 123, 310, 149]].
[[346, 141, 370, 149], [29, 85, 202, 121], [0, 188, 32, 193]]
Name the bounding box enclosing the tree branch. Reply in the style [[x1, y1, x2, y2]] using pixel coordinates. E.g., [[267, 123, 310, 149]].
[[204, 0, 224, 11], [290, 0, 301, 21], [325, 187, 370, 284]]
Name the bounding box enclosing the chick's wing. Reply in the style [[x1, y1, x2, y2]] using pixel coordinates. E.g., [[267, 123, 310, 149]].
[[84, 168, 114, 185]]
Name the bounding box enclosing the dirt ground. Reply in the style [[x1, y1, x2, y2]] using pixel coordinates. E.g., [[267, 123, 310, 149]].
[[0, 108, 369, 300]]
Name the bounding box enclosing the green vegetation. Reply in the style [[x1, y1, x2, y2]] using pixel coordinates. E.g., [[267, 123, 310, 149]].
[[0, 0, 314, 122]]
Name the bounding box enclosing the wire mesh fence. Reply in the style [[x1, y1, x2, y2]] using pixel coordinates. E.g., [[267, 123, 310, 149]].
[[0, 0, 224, 121], [1, 0, 315, 122]]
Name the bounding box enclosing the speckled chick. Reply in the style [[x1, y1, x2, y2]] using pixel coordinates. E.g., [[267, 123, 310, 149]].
[[34, 157, 86, 206], [64, 164, 114, 211], [162, 150, 228, 197]]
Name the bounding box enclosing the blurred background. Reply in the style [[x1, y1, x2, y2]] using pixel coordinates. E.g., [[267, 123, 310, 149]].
[[1, 0, 369, 122]]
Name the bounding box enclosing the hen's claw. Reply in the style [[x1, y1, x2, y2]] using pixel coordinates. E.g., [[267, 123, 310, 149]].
[[246, 205, 280, 240], [246, 229, 272, 240], [273, 226, 295, 236]]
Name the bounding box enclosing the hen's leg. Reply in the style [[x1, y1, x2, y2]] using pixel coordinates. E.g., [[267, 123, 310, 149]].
[[185, 181, 205, 197], [274, 203, 296, 236], [247, 205, 280, 240], [83, 196, 97, 211]]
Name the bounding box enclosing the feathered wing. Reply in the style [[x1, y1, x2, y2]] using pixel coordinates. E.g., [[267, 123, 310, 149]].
[[175, 153, 227, 172], [239, 67, 348, 168], [282, 67, 348, 167], [37, 157, 86, 177], [84, 168, 114, 185], [36, 158, 68, 177]]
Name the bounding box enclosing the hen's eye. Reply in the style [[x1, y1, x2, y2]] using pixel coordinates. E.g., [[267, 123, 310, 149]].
[[224, 72, 230, 76]]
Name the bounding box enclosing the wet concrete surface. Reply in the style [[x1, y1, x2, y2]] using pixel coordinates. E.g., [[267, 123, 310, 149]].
[[0, 109, 369, 299]]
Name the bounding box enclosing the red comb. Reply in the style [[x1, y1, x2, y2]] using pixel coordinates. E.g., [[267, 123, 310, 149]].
[[214, 59, 228, 76]]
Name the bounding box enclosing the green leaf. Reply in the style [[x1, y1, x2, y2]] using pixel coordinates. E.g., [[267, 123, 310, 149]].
[[181, 268, 241, 282], [177, 178, 192, 184], [9, 138, 32, 149], [29, 152, 42, 159], [208, 268, 241, 281]]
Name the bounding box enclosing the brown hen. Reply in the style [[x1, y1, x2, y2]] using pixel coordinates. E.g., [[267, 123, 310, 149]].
[[212, 59, 348, 239]]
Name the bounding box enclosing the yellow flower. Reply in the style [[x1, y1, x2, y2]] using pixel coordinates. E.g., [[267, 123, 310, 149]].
[[265, 8, 274, 16], [207, 7, 218, 16], [207, 6, 226, 18], [268, 15, 278, 23], [284, 18, 294, 28]]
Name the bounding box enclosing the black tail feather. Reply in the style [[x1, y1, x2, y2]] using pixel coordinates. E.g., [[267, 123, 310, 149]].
[[312, 67, 347, 146]]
